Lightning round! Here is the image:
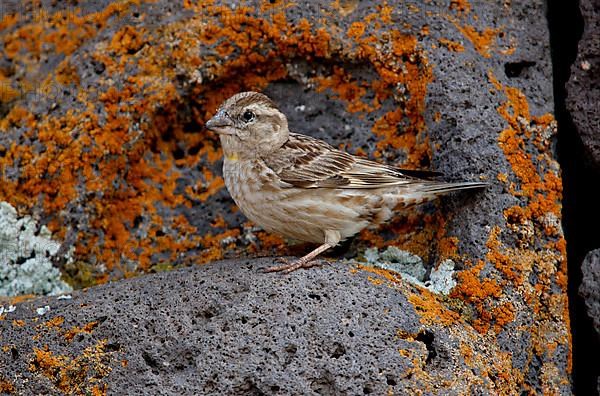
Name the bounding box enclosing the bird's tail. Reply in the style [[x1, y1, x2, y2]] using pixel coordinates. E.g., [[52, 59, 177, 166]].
[[391, 181, 488, 210], [415, 181, 489, 195]]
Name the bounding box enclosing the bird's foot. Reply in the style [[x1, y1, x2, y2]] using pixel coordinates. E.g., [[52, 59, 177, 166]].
[[262, 257, 324, 274]]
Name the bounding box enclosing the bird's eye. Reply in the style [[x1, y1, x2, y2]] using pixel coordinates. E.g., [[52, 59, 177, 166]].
[[242, 110, 255, 123]]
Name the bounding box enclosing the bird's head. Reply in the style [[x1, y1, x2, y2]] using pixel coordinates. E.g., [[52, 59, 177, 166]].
[[205, 91, 289, 159]]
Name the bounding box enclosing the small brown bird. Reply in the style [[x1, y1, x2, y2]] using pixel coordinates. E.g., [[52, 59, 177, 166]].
[[206, 92, 487, 273]]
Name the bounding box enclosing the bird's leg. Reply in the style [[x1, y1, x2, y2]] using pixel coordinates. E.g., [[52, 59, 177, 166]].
[[263, 243, 333, 274]]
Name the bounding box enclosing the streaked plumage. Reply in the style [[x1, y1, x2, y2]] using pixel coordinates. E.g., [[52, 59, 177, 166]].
[[205, 91, 487, 273]]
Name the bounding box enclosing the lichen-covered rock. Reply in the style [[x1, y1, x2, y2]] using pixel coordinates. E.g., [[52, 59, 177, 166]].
[[580, 249, 600, 336], [0, 259, 569, 395], [566, 0, 600, 168], [360, 247, 457, 295], [364, 246, 427, 282], [0, 202, 72, 296], [0, 0, 571, 393]]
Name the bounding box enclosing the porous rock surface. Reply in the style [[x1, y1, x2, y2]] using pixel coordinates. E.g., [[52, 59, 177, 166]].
[[580, 249, 600, 336], [0, 259, 553, 395], [0, 0, 571, 394], [566, 0, 600, 168]]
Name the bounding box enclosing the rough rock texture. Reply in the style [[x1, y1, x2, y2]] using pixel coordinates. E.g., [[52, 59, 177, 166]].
[[580, 249, 600, 336], [566, 0, 600, 169], [0, 259, 564, 395], [0, 0, 571, 394]]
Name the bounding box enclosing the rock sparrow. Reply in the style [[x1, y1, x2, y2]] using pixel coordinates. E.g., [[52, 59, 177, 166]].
[[205, 92, 487, 273]]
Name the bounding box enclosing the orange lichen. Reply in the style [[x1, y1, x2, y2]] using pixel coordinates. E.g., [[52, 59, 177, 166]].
[[347, 21, 366, 40], [0, 377, 16, 394], [43, 316, 65, 331], [12, 319, 25, 327], [0, 73, 20, 103], [438, 38, 465, 52], [54, 60, 80, 86], [252, 230, 286, 253], [453, 23, 500, 58], [90, 384, 108, 396], [489, 69, 563, 237], [379, 4, 394, 24], [210, 215, 227, 229], [2, 65, 206, 273], [29, 340, 112, 395], [6, 294, 37, 305], [492, 302, 515, 332], [438, 235, 459, 261], [449, 0, 472, 14], [64, 321, 100, 342], [450, 260, 502, 333], [196, 170, 226, 202], [2, 2, 135, 63], [460, 342, 474, 366], [196, 228, 241, 264], [356, 264, 403, 285], [0, 106, 34, 132], [110, 25, 147, 54], [367, 276, 385, 286], [452, 260, 502, 304], [31, 347, 65, 375], [314, 66, 372, 113], [0, 13, 19, 31], [408, 291, 461, 326]]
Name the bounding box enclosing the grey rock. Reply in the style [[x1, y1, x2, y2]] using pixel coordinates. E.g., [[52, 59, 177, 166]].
[[580, 249, 600, 335], [1, 259, 514, 395], [566, 0, 600, 168]]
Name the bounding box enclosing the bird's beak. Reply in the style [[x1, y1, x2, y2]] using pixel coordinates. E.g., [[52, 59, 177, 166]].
[[205, 112, 235, 135]]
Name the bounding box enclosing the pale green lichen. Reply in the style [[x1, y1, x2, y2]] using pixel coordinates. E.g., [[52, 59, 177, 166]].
[[425, 259, 457, 295], [0, 202, 73, 296], [361, 246, 457, 295], [364, 246, 426, 282]]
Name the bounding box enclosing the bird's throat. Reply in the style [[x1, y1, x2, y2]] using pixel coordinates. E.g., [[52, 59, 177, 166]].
[[225, 152, 239, 161]]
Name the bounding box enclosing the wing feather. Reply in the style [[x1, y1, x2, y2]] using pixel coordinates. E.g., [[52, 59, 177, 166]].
[[262, 133, 439, 189]]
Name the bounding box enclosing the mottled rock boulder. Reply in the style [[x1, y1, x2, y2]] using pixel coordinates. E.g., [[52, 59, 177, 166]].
[[0, 259, 568, 395], [580, 249, 600, 336], [0, 0, 570, 393], [566, 0, 600, 168]]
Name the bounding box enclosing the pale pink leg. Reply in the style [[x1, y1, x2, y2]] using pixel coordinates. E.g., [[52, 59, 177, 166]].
[[263, 243, 333, 274]]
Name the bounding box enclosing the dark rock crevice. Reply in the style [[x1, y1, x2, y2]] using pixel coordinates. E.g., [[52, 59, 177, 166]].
[[547, 0, 599, 394]]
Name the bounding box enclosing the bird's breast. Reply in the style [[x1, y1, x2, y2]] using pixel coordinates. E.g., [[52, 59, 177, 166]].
[[222, 159, 286, 223], [223, 158, 279, 203]]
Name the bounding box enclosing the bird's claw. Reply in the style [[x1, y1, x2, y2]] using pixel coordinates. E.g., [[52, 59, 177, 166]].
[[262, 257, 324, 274]]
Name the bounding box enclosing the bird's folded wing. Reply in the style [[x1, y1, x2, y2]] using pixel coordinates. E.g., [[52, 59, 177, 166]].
[[263, 133, 435, 189]]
